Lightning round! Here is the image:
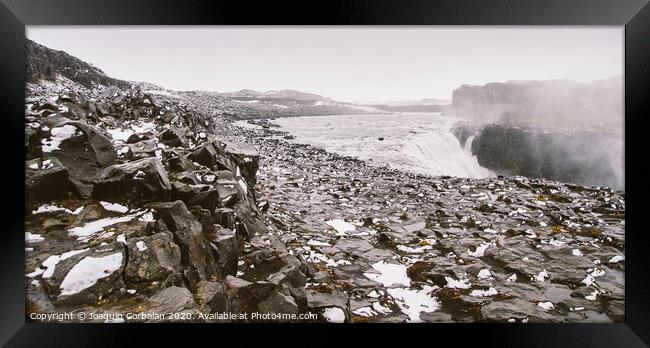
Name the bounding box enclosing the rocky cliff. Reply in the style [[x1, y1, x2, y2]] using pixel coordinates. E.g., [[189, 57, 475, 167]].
[[452, 123, 624, 190], [452, 78, 623, 132]]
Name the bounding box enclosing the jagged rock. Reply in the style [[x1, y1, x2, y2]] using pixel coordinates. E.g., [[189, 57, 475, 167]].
[[213, 139, 260, 186], [140, 286, 200, 321], [171, 181, 220, 211], [25, 157, 76, 207], [210, 227, 240, 278], [232, 201, 266, 240], [93, 157, 171, 204], [480, 298, 558, 322], [37, 118, 117, 197], [160, 127, 188, 147], [258, 292, 299, 318], [126, 133, 151, 144], [188, 143, 225, 170], [44, 117, 117, 169], [213, 208, 236, 229], [42, 244, 125, 306], [123, 232, 182, 290], [127, 139, 158, 159], [214, 170, 240, 207], [152, 200, 219, 287], [306, 289, 348, 309], [223, 276, 278, 315], [195, 280, 228, 314]]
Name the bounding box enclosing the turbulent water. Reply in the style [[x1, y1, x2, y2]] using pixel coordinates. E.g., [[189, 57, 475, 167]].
[[245, 113, 492, 179]]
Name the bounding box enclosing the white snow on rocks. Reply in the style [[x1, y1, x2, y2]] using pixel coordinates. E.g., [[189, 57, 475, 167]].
[[396, 244, 433, 254], [41, 125, 81, 152], [322, 307, 345, 323], [100, 201, 129, 213], [26, 248, 89, 279], [326, 219, 356, 235], [59, 252, 123, 296], [608, 255, 624, 264], [534, 269, 549, 282], [572, 249, 583, 256], [307, 239, 331, 247], [445, 276, 471, 289], [25, 232, 44, 243], [136, 241, 148, 251], [32, 204, 83, 215], [538, 301, 554, 311], [467, 241, 494, 257], [470, 287, 499, 297], [387, 286, 439, 322], [477, 269, 492, 280], [68, 213, 140, 240], [364, 261, 410, 287]]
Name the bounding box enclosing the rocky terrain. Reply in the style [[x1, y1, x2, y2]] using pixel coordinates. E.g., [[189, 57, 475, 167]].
[[24, 40, 625, 323], [451, 123, 624, 190]]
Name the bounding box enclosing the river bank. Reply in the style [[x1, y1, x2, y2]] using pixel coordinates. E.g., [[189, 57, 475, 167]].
[[223, 119, 625, 322]]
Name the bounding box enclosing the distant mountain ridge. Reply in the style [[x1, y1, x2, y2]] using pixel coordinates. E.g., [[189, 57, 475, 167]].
[[220, 89, 334, 102]]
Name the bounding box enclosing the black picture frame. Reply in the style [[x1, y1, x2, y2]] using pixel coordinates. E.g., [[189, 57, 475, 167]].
[[1, 0, 648, 346]]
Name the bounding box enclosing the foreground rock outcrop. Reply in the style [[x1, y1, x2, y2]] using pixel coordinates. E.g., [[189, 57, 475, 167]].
[[25, 77, 318, 322]]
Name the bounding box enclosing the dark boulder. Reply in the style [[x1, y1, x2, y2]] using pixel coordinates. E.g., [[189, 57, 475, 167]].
[[26, 157, 76, 207], [93, 157, 172, 205], [160, 127, 189, 148], [209, 227, 240, 278], [213, 139, 260, 187], [123, 232, 182, 291], [152, 200, 219, 287], [42, 244, 126, 306]]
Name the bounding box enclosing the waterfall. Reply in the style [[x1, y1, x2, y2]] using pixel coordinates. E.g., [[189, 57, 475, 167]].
[[463, 135, 475, 153]]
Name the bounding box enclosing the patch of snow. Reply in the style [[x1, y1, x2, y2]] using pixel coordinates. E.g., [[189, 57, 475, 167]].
[[470, 287, 499, 297], [307, 239, 331, 247], [68, 214, 138, 240], [364, 261, 410, 287], [534, 269, 549, 282], [100, 201, 129, 213], [42, 125, 81, 152], [326, 219, 356, 235], [397, 244, 433, 254], [352, 306, 375, 317], [322, 307, 345, 323], [106, 128, 133, 142], [538, 301, 554, 311], [468, 241, 493, 257], [445, 276, 471, 289], [25, 232, 44, 243], [59, 252, 123, 296], [136, 241, 148, 252], [572, 249, 583, 256], [608, 255, 624, 264], [387, 286, 439, 322], [477, 269, 492, 280]]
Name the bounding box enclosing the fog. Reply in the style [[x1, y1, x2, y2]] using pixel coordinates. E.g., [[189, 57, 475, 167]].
[[452, 77, 624, 190]]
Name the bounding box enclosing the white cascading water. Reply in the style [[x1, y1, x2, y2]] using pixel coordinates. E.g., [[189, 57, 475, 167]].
[[238, 112, 492, 179]]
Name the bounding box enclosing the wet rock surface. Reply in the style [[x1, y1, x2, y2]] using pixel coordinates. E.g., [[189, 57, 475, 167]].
[[25, 49, 625, 324]]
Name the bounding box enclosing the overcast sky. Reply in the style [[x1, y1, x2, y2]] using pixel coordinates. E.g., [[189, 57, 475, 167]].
[[27, 27, 623, 102]]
